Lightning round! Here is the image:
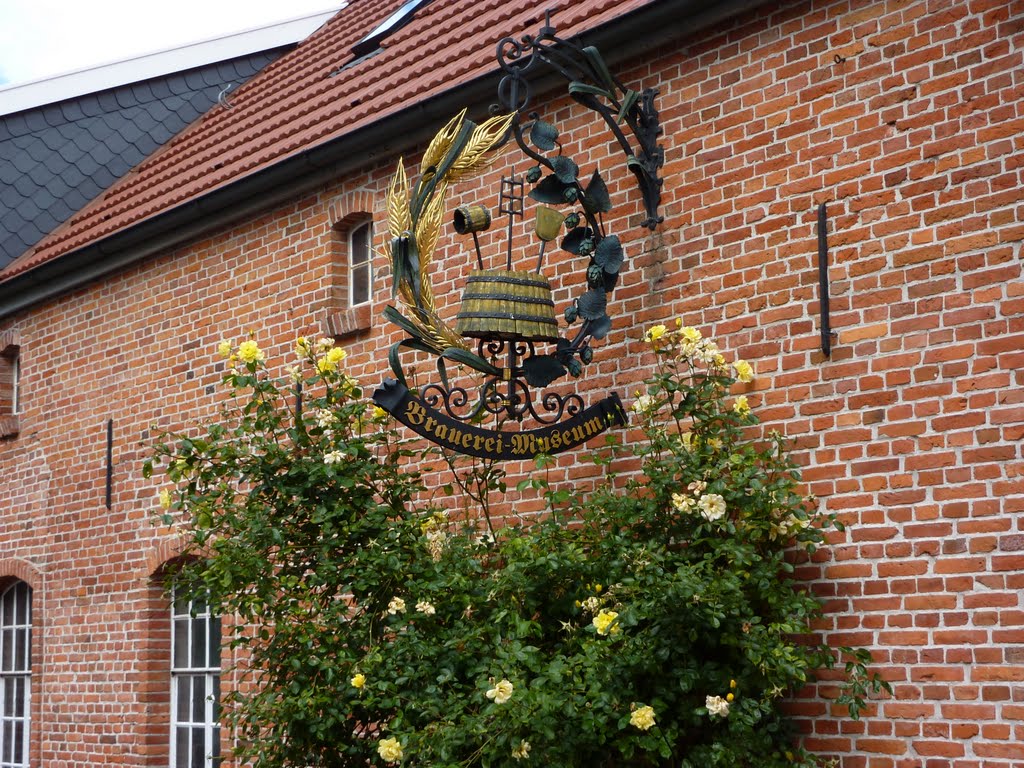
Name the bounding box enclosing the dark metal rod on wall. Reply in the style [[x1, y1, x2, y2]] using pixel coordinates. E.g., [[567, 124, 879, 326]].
[[105, 418, 113, 509], [817, 202, 831, 358]]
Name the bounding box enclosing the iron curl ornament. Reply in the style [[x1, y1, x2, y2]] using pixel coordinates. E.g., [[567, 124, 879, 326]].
[[372, 19, 663, 460]]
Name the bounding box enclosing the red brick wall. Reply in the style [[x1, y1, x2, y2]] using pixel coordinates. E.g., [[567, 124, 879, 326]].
[[1, 0, 1021, 764]]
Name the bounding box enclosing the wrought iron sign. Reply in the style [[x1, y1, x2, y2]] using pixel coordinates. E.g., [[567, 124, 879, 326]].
[[372, 18, 663, 460]]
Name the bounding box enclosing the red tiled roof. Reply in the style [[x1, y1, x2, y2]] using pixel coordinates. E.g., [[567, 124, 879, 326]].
[[2, 0, 655, 283]]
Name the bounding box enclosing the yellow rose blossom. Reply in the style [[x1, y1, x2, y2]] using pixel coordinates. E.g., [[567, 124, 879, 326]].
[[593, 609, 620, 636], [237, 340, 264, 364], [680, 326, 702, 344], [295, 336, 310, 356], [325, 347, 347, 366], [726, 692, 735, 702], [351, 673, 366, 689], [671, 492, 694, 513], [486, 679, 514, 704], [733, 395, 750, 416], [217, 340, 233, 358], [377, 737, 403, 763], [159, 489, 172, 509], [630, 704, 656, 731], [372, 406, 387, 421], [511, 740, 531, 760], [316, 357, 335, 374], [705, 694, 730, 718], [734, 359, 754, 383], [697, 493, 727, 522], [644, 324, 667, 343]]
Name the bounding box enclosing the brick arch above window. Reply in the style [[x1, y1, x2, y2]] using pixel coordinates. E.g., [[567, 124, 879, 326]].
[[0, 557, 42, 590], [327, 189, 377, 226], [143, 535, 194, 579]]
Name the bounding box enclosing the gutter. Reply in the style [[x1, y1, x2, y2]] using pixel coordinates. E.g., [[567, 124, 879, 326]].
[[0, 0, 769, 320]]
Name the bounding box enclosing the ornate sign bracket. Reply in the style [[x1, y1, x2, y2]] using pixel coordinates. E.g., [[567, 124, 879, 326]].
[[495, 12, 665, 230], [373, 20, 663, 460]]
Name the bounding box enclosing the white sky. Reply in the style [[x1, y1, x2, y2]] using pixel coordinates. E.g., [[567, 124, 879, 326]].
[[0, 0, 342, 87]]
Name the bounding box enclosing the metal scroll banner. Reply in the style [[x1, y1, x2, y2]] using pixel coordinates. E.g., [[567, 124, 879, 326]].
[[373, 379, 627, 460]]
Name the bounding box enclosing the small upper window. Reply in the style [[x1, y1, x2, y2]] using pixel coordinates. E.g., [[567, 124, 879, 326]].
[[0, 332, 20, 437], [349, 220, 373, 307]]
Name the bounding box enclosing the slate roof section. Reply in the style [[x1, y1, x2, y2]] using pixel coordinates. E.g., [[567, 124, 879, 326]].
[[1, 0, 660, 283], [0, 51, 285, 270]]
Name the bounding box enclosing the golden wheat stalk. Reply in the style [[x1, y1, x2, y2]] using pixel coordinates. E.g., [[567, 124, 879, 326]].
[[386, 158, 411, 236], [414, 181, 447, 314], [448, 112, 515, 180], [420, 108, 467, 176]]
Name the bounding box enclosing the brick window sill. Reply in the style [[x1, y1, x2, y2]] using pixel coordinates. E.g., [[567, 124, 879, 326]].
[[323, 304, 373, 340], [0, 414, 20, 438]]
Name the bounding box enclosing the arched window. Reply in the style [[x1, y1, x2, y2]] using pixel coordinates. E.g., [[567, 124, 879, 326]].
[[0, 330, 20, 438], [349, 219, 373, 307], [170, 587, 221, 768], [0, 581, 31, 768]]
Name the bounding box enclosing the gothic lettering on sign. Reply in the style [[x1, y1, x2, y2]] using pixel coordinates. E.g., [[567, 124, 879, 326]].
[[372, 379, 627, 461]]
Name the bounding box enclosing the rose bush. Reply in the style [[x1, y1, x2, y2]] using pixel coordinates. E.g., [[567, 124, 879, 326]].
[[147, 326, 886, 768]]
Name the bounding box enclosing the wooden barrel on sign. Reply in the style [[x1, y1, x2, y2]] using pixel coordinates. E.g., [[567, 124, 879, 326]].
[[455, 269, 560, 342]]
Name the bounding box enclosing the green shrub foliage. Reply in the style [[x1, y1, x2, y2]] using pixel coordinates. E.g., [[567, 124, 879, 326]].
[[148, 328, 887, 768]]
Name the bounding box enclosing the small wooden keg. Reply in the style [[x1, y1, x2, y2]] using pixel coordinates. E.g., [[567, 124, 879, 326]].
[[456, 269, 560, 342]]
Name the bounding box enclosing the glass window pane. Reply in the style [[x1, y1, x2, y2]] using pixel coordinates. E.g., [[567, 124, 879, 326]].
[[352, 264, 369, 305], [191, 727, 207, 767], [208, 616, 220, 668], [173, 619, 189, 669], [351, 223, 370, 265], [14, 677, 25, 717], [2, 628, 12, 671], [175, 727, 190, 768], [3, 680, 14, 716], [12, 720, 24, 762], [176, 676, 191, 722], [212, 676, 221, 721], [14, 629, 27, 671], [191, 618, 207, 668], [14, 589, 27, 625], [192, 676, 206, 722], [2, 591, 13, 625]]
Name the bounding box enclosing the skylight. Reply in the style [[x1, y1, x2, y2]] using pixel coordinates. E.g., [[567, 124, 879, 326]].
[[351, 0, 432, 57]]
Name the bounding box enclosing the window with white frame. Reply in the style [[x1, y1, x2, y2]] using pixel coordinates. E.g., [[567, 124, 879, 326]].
[[170, 588, 221, 768], [0, 581, 31, 768], [349, 220, 373, 306], [0, 334, 20, 437]]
